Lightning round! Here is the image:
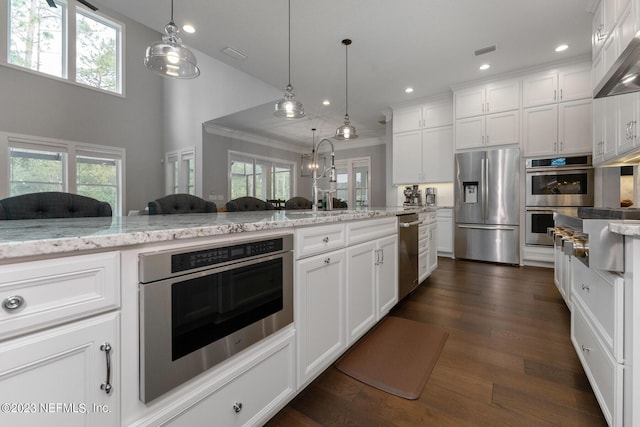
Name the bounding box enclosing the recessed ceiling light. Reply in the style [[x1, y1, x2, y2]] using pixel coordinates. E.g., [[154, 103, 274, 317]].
[[479, 64, 490, 71], [405, 87, 414, 93], [323, 100, 330, 106], [555, 44, 569, 52], [182, 24, 196, 34]]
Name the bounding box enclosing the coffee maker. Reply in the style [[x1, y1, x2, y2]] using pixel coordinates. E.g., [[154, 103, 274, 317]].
[[425, 187, 437, 206], [403, 185, 422, 206]]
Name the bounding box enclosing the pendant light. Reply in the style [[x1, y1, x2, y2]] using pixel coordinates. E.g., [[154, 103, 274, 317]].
[[144, 0, 200, 79], [301, 128, 325, 177], [335, 39, 358, 140], [274, 0, 305, 119]]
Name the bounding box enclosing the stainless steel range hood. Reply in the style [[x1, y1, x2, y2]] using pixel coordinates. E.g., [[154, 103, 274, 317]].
[[594, 30, 640, 98]]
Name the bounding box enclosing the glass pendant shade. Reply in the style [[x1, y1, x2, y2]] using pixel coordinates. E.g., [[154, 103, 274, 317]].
[[144, 3, 200, 79], [335, 114, 358, 140], [275, 84, 305, 119]]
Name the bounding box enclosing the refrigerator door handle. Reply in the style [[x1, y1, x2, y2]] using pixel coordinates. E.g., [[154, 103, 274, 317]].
[[458, 225, 517, 231], [480, 157, 488, 220]]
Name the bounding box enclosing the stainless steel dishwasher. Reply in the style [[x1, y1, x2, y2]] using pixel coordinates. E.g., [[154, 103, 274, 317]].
[[398, 213, 420, 300]]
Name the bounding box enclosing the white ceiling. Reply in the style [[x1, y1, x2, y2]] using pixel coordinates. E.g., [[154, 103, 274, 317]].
[[97, 0, 595, 147]]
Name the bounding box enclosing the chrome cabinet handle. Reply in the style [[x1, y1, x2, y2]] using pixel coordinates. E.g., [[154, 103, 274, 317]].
[[486, 102, 489, 112], [554, 141, 557, 152], [560, 89, 563, 100], [581, 284, 589, 292], [100, 343, 112, 395], [3, 295, 25, 312], [379, 248, 384, 265], [559, 141, 563, 151], [596, 24, 607, 41], [322, 236, 329, 243], [554, 89, 557, 101], [324, 258, 331, 264], [233, 402, 243, 413], [581, 345, 590, 353]]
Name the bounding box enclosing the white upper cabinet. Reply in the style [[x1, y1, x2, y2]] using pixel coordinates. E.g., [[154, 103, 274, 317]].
[[455, 111, 520, 150], [523, 64, 592, 108], [393, 100, 453, 133], [592, 0, 622, 57], [455, 79, 520, 119]]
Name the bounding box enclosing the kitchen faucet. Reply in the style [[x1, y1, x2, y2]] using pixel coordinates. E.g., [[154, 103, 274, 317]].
[[311, 138, 337, 212]]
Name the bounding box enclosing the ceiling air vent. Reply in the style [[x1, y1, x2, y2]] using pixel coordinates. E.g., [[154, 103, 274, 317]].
[[222, 46, 247, 61], [474, 44, 497, 56]]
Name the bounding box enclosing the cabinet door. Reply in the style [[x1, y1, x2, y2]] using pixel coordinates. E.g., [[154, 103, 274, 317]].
[[295, 250, 346, 388], [346, 241, 377, 345], [523, 72, 558, 108], [0, 312, 120, 427], [421, 126, 453, 182], [455, 86, 485, 119], [422, 101, 453, 128], [558, 65, 592, 103], [592, 0, 605, 56], [592, 51, 605, 90], [436, 209, 453, 254], [455, 116, 485, 150], [603, 27, 618, 75], [617, 92, 639, 155], [392, 130, 422, 183], [393, 106, 422, 133], [485, 111, 520, 147], [485, 79, 520, 114], [558, 99, 593, 155], [618, 0, 636, 51], [427, 223, 438, 273], [523, 104, 558, 156], [376, 234, 398, 319]]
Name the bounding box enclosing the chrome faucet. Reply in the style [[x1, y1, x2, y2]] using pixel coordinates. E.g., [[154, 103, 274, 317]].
[[311, 138, 337, 212]]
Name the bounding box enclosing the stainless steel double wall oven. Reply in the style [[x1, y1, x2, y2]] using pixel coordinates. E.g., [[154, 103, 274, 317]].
[[138, 234, 294, 403], [525, 155, 593, 246]]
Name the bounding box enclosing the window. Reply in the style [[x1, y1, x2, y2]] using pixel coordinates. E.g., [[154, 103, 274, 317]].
[[166, 148, 195, 195], [335, 157, 370, 208], [229, 152, 294, 200], [0, 132, 125, 215], [6, 0, 123, 94]]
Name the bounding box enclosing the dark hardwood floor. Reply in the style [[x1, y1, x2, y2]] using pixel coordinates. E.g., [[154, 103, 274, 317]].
[[266, 257, 608, 426]]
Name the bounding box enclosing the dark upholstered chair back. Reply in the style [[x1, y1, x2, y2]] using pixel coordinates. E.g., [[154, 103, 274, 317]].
[[333, 198, 348, 209], [148, 194, 217, 215], [285, 197, 313, 210], [0, 192, 112, 220], [226, 197, 274, 212]]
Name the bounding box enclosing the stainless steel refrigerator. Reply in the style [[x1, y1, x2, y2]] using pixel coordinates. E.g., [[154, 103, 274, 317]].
[[454, 148, 520, 265]]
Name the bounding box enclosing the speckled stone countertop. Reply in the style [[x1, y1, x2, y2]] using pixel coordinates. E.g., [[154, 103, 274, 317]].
[[0, 207, 433, 260], [609, 220, 640, 237]]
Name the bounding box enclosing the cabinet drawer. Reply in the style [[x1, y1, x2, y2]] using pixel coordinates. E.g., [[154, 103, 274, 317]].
[[418, 225, 429, 240], [571, 260, 623, 361], [418, 237, 428, 254], [346, 217, 397, 246], [0, 251, 120, 341], [295, 223, 346, 259], [420, 211, 437, 224], [572, 304, 622, 427], [163, 335, 295, 427], [418, 250, 429, 282]]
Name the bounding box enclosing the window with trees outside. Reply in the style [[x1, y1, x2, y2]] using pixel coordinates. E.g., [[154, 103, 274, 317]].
[[166, 148, 195, 195], [229, 152, 294, 201], [1, 133, 125, 215], [6, 0, 123, 94], [335, 157, 370, 208]]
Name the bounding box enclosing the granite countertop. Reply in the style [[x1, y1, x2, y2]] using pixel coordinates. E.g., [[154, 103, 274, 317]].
[[609, 220, 640, 237], [0, 207, 433, 260]]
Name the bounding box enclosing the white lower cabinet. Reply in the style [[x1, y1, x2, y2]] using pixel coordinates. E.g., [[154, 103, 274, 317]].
[[162, 331, 296, 427], [295, 248, 346, 389], [419, 211, 438, 283], [0, 311, 120, 427], [436, 208, 453, 256]]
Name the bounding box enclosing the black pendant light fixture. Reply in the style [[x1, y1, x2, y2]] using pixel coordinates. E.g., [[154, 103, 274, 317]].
[[335, 39, 358, 140], [274, 0, 305, 119], [144, 0, 200, 79]]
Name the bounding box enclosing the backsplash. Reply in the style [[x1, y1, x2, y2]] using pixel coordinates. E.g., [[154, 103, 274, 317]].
[[395, 183, 454, 207]]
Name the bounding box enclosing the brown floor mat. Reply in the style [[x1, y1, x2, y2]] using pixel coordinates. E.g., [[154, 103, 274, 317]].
[[335, 315, 448, 400]]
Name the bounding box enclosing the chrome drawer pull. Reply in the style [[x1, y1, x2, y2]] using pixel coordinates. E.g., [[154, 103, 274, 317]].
[[322, 237, 330, 243], [2, 295, 24, 312], [581, 284, 589, 292], [581, 345, 590, 353], [324, 258, 331, 264], [233, 402, 243, 413], [100, 343, 112, 395]]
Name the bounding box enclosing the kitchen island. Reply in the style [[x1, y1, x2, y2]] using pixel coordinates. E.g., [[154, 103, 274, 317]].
[[0, 207, 433, 427]]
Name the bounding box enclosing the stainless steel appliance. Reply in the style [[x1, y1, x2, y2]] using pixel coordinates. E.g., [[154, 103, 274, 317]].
[[403, 185, 422, 207], [525, 155, 593, 246], [425, 187, 437, 206], [525, 155, 594, 207], [398, 213, 420, 300], [138, 234, 293, 403], [454, 148, 520, 264]]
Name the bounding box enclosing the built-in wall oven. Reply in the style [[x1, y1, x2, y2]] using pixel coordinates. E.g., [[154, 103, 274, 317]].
[[138, 234, 293, 403], [525, 155, 593, 246]]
